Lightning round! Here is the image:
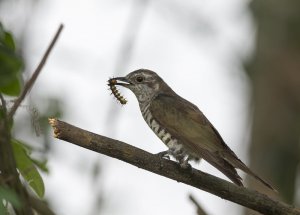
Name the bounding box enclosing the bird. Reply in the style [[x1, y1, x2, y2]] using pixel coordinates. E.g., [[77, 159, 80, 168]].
[[113, 68, 274, 190]]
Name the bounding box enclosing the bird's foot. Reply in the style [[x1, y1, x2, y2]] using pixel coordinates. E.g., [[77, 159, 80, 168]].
[[156, 150, 170, 160], [156, 150, 171, 170], [179, 158, 192, 170]]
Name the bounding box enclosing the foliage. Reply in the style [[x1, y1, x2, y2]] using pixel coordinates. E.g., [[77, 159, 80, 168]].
[[0, 22, 49, 214], [0, 22, 23, 96], [11, 139, 45, 198], [0, 186, 21, 214]]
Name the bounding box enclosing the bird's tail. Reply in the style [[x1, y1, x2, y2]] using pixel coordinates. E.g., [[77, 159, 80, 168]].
[[231, 158, 276, 191], [209, 157, 244, 187]]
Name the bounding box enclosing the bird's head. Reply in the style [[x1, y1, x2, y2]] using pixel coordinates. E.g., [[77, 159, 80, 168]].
[[114, 69, 171, 104]]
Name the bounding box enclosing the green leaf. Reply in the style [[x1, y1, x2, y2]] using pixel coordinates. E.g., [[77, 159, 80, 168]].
[[31, 158, 49, 173], [0, 202, 5, 215], [0, 74, 21, 96], [11, 140, 49, 173], [4, 32, 15, 50], [0, 23, 23, 96], [0, 186, 21, 213], [11, 140, 45, 198]]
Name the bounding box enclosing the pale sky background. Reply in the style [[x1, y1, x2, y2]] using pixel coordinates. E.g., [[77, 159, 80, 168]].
[[1, 0, 254, 214]]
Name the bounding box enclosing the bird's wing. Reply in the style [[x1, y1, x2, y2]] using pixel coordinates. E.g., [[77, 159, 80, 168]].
[[149, 93, 245, 186], [149, 94, 276, 190], [149, 93, 233, 156]]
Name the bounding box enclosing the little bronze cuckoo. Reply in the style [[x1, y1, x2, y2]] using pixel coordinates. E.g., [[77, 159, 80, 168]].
[[113, 69, 274, 190]]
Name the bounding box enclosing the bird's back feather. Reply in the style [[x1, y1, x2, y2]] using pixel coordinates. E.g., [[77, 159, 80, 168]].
[[150, 93, 274, 190]]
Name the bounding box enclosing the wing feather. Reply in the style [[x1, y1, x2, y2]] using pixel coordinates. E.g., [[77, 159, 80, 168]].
[[150, 94, 229, 155], [149, 94, 275, 190]]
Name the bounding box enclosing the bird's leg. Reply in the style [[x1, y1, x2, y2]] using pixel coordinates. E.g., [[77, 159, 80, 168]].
[[179, 156, 191, 169], [156, 150, 171, 170], [156, 150, 170, 160]]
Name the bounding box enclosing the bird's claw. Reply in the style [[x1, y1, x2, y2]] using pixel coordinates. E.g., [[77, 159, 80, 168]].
[[180, 162, 192, 169], [156, 151, 170, 160], [179, 158, 192, 170]]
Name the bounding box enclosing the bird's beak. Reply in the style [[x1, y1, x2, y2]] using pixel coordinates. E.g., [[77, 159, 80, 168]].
[[113, 77, 132, 88]]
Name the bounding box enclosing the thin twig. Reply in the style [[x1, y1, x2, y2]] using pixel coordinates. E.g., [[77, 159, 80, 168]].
[[0, 94, 5, 104], [1, 101, 34, 215], [48, 118, 300, 215], [8, 24, 64, 120], [0, 93, 7, 115], [28, 196, 56, 215], [188, 194, 209, 215], [0, 93, 9, 135]]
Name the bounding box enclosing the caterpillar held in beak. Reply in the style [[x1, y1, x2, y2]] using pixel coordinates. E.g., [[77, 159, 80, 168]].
[[108, 78, 127, 105]]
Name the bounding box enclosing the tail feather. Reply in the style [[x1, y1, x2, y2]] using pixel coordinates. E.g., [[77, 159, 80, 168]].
[[237, 161, 276, 191], [224, 153, 276, 191], [221, 145, 276, 191], [211, 153, 276, 191], [209, 157, 244, 187]]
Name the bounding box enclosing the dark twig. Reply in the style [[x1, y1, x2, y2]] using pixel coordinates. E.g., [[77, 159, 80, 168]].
[[0, 93, 7, 115], [0, 24, 63, 215], [48, 118, 300, 215], [188, 194, 209, 215], [28, 196, 56, 215], [1, 104, 33, 215], [0, 93, 6, 107], [8, 24, 64, 120]]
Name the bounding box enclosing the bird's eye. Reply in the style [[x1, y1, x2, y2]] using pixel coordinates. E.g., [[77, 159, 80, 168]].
[[135, 76, 144, 83]]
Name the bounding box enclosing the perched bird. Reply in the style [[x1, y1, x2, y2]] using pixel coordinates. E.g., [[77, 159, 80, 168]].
[[113, 69, 274, 190]]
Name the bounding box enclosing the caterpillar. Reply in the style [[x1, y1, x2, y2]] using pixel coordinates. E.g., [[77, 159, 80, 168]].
[[108, 78, 127, 105]]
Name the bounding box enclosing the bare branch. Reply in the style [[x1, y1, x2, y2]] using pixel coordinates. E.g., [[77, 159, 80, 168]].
[[0, 24, 63, 214], [28, 196, 56, 215], [8, 24, 64, 119], [1, 107, 33, 215], [188, 194, 209, 215], [48, 118, 300, 215], [0, 93, 8, 123], [0, 94, 6, 109]]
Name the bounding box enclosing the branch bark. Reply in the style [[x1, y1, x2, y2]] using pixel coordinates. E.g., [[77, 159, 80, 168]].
[[49, 118, 300, 215]]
